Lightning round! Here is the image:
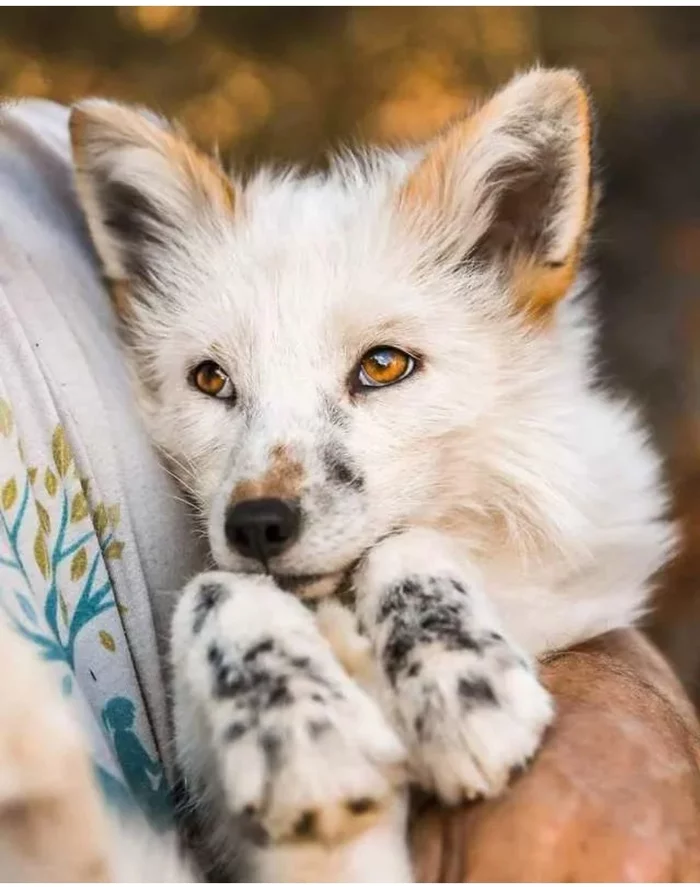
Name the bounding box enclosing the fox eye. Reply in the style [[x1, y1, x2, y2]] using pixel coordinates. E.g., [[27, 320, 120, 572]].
[[356, 346, 416, 390], [191, 360, 235, 401]]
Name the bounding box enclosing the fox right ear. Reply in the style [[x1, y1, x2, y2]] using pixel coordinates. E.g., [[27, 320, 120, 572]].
[[400, 69, 593, 322], [69, 100, 236, 313]]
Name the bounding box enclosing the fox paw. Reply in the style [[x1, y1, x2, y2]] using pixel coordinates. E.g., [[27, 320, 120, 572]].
[[355, 529, 554, 804], [172, 571, 406, 846], [401, 644, 553, 802]]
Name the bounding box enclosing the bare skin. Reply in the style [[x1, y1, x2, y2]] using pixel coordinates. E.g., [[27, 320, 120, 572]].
[[410, 629, 700, 882]]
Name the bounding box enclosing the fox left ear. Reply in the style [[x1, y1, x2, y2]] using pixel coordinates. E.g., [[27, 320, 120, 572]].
[[69, 100, 235, 318], [400, 68, 594, 321]]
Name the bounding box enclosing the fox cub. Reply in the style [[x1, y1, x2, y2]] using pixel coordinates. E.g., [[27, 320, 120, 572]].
[[0, 68, 673, 882]]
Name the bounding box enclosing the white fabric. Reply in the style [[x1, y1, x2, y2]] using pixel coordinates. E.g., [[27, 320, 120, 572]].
[[0, 99, 206, 821]]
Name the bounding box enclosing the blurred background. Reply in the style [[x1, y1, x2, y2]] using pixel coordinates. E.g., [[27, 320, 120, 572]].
[[1, 7, 700, 700]]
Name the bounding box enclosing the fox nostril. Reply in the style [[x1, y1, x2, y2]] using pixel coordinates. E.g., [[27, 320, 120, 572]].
[[225, 498, 301, 562], [265, 524, 286, 544]]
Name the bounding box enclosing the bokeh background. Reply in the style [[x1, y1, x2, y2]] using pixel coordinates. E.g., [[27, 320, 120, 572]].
[[2, 7, 700, 700]]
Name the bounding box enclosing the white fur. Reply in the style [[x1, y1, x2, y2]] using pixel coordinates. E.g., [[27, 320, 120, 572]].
[[0, 68, 672, 881]]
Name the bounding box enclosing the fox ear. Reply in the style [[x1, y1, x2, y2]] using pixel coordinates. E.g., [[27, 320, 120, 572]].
[[400, 68, 593, 321], [69, 100, 235, 313]]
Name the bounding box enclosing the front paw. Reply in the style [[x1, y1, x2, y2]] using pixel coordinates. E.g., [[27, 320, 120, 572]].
[[172, 572, 406, 847], [355, 532, 554, 803], [216, 675, 406, 846], [400, 645, 553, 803]]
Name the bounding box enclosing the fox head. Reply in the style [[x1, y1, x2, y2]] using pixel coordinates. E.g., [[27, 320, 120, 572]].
[[70, 69, 596, 597]]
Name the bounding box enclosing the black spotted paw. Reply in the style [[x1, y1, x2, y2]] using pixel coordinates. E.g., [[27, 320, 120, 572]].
[[402, 647, 553, 802], [171, 571, 407, 846]]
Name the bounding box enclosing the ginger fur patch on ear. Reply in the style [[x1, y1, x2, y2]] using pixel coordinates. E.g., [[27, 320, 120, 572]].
[[399, 68, 594, 324], [68, 100, 236, 316]]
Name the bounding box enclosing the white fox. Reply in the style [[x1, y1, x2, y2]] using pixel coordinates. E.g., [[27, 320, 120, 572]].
[[0, 68, 674, 882]]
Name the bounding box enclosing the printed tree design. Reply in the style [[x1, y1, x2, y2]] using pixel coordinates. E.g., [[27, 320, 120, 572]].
[[0, 401, 123, 670], [0, 399, 172, 827]]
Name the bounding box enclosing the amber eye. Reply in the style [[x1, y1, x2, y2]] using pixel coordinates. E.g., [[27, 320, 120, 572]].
[[356, 346, 416, 390], [191, 361, 235, 400]]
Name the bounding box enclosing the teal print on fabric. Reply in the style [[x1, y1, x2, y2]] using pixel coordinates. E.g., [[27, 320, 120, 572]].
[[0, 427, 118, 668], [0, 406, 171, 828], [102, 696, 173, 828], [94, 762, 137, 816]]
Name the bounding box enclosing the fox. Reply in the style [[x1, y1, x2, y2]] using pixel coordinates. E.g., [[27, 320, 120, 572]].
[[0, 68, 674, 881]]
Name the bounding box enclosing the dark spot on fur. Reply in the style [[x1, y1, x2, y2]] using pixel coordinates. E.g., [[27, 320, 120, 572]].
[[322, 398, 351, 429], [347, 797, 376, 815], [377, 579, 421, 624], [407, 662, 422, 678], [378, 575, 488, 684], [383, 629, 416, 685], [224, 722, 248, 743], [311, 693, 325, 703], [414, 714, 426, 738], [210, 645, 294, 711], [268, 678, 293, 707], [192, 582, 227, 635], [293, 810, 317, 839], [278, 648, 342, 699], [208, 642, 223, 666], [308, 718, 332, 739], [419, 612, 481, 652], [457, 676, 498, 708], [328, 457, 354, 486], [260, 730, 282, 769], [322, 445, 365, 491], [244, 637, 275, 662]]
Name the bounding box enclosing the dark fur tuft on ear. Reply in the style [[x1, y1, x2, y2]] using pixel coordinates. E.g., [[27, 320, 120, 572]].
[[70, 100, 236, 314], [400, 68, 595, 321]]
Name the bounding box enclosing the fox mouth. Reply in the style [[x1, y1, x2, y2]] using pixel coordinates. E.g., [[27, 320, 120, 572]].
[[274, 561, 359, 602], [274, 573, 330, 592]]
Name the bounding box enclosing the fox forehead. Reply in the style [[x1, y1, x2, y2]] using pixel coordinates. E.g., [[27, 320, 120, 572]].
[[176, 170, 493, 390]]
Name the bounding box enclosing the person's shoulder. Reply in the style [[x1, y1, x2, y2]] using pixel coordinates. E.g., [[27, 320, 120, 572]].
[[1, 98, 70, 145]]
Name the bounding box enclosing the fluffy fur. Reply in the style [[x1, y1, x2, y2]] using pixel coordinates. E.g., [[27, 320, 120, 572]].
[[0, 68, 675, 881]]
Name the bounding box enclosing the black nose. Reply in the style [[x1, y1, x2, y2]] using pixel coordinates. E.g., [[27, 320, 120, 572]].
[[225, 498, 301, 562]]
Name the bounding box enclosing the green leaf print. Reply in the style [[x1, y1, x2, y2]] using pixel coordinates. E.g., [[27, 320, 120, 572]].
[[107, 504, 121, 529], [99, 630, 116, 652], [36, 501, 51, 535], [52, 426, 72, 478], [104, 541, 124, 560], [44, 467, 57, 497], [70, 547, 87, 581], [1, 477, 17, 510], [0, 399, 12, 437], [34, 529, 50, 579], [70, 491, 88, 523], [94, 503, 108, 537]]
